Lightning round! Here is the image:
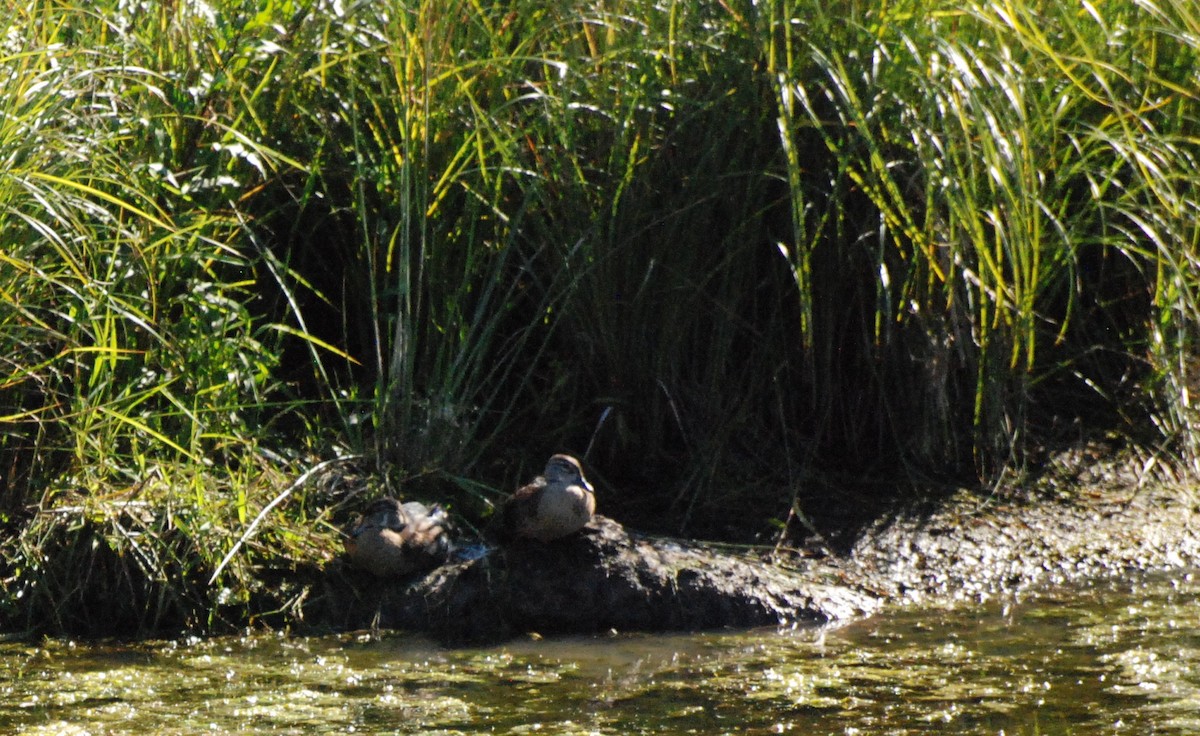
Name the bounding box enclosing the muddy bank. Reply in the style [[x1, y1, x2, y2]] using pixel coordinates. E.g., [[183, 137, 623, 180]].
[[303, 453, 1200, 643], [305, 515, 881, 643], [849, 479, 1200, 604]]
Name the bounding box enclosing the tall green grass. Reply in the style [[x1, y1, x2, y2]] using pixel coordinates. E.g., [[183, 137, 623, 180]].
[[0, 0, 315, 634], [767, 0, 1200, 477], [1, 0, 1198, 635]]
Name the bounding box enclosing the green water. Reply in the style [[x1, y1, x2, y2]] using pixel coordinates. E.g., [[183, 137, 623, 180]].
[[3, 571, 1199, 735]]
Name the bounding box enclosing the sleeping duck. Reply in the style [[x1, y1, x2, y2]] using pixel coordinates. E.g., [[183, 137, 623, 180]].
[[344, 498, 451, 577]]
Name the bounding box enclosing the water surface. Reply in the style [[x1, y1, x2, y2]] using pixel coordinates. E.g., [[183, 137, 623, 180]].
[[3, 570, 1198, 734]]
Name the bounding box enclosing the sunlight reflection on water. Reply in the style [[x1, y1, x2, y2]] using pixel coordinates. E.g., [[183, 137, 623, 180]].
[[2, 570, 1199, 735]]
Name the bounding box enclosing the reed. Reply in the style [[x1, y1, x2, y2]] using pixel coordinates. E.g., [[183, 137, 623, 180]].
[[0, 0, 320, 634], [1, 0, 1197, 635], [767, 0, 1200, 477]]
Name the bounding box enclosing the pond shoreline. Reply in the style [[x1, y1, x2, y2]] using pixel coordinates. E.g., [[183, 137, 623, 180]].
[[847, 458, 1200, 607], [6, 445, 1193, 642], [301, 445, 1200, 643]]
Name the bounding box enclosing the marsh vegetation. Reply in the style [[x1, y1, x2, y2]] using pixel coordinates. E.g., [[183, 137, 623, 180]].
[[1, 0, 1198, 636]]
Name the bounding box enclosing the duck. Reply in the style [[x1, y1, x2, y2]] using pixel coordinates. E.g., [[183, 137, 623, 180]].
[[344, 497, 451, 578], [498, 454, 595, 542]]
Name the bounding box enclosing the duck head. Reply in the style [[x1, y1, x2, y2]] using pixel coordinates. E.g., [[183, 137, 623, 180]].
[[543, 454, 593, 493]]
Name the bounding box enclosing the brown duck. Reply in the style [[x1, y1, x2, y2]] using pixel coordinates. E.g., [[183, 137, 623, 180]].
[[499, 454, 595, 542], [344, 498, 451, 577]]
